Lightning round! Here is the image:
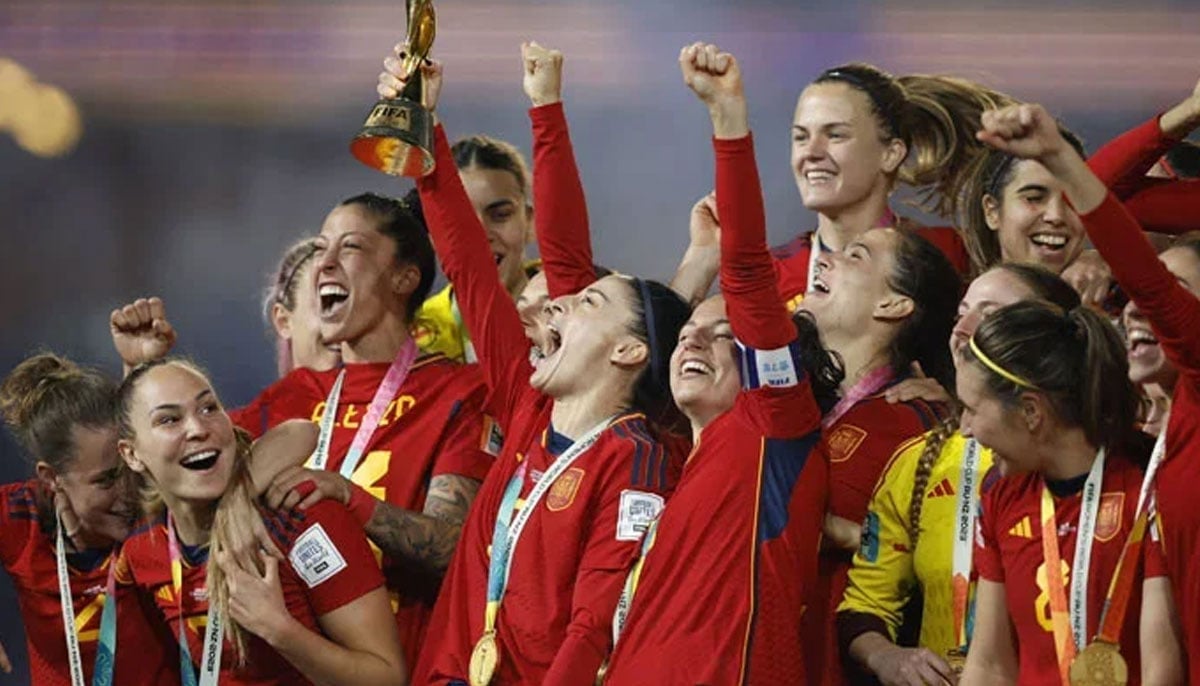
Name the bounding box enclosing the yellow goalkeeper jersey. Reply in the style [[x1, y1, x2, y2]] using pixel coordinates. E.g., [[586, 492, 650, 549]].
[[413, 285, 474, 363], [837, 430, 994, 655]]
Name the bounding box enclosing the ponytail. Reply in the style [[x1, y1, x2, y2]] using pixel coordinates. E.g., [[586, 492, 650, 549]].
[[894, 75, 1016, 219]]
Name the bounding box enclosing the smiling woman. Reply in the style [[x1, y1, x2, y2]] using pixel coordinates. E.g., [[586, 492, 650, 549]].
[[0, 353, 178, 686], [114, 357, 407, 686], [404, 52, 690, 684]]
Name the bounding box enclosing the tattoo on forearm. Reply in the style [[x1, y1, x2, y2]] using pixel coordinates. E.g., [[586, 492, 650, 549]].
[[363, 475, 481, 572]]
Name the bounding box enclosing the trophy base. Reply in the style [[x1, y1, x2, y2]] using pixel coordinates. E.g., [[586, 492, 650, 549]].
[[350, 98, 436, 177]]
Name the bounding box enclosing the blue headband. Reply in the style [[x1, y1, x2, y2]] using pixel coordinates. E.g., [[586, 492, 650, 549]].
[[633, 278, 661, 388]]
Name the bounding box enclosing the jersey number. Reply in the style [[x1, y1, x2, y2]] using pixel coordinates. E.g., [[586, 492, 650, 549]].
[[1034, 559, 1071, 633]]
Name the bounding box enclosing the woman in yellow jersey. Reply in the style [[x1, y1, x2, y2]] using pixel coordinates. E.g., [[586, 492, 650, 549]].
[[837, 262, 1080, 685], [406, 132, 539, 363]]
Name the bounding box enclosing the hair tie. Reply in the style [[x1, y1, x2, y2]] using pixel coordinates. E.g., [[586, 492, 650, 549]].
[[968, 335, 1040, 390]]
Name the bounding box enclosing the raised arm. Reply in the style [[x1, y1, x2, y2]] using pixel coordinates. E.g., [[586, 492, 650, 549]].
[[978, 103, 1200, 380], [678, 42, 793, 350], [1087, 76, 1200, 198], [378, 55, 534, 424], [523, 42, 596, 298]]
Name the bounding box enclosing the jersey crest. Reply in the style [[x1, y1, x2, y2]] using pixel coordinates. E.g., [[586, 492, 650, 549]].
[[1095, 492, 1125, 542], [827, 424, 867, 463], [546, 467, 585, 512]]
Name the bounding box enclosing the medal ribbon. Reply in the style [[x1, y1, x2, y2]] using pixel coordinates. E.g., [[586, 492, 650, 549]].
[[822, 366, 894, 429], [480, 417, 617, 642], [611, 515, 661, 646], [1092, 431, 1166, 645], [1040, 448, 1106, 686], [167, 514, 223, 686], [307, 338, 418, 478], [55, 516, 118, 686], [950, 438, 982, 650]]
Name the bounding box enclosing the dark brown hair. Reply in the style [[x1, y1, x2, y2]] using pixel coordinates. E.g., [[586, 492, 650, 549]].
[[883, 229, 962, 392]]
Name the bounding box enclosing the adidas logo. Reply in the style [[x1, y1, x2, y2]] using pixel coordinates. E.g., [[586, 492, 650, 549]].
[[926, 478, 956, 499], [1008, 516, 1034, 539]]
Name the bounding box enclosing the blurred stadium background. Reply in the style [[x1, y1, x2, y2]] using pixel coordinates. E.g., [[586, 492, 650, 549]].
[[1, 1, 1198, 677]]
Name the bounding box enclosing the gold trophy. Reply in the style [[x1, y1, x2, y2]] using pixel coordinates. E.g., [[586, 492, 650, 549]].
[[350, 0, 437, 177]]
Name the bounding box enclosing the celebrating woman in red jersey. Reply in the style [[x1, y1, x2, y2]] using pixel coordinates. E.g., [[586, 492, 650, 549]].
[[112, 193, 495, 674], [397, 55, 689, 684], [793, 157, 963, 685], [762, 63, 1008, 311], [114, 357, 405, 685], [262, 238, 341, 378], [0, 353, 178, 686], [601, 42, 838, 685], [971, 101, 1194, 683], [956, 301, 1163, 685]]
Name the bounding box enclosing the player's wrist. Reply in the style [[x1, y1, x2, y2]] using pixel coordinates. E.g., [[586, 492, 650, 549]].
[[346, 482, 379, 525]]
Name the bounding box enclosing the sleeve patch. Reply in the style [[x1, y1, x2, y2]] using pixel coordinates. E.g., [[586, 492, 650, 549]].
[[289, 524, 348, 589], [616, 490, 665, 542], [859, 511, 881, 562], [737, 342, 801, 390]]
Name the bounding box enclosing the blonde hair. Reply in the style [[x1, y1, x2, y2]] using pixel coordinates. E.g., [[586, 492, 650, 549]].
[[116, 358, 261, 665]]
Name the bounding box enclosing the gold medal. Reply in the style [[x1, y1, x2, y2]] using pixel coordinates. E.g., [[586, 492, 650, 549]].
[[1069, 641, 1128, 686], [944, 647, 967, 676], [469, 630, 501, 686]]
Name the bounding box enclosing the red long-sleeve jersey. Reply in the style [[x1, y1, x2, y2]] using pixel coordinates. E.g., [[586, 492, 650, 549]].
[[530, 103, 596, 299], [413, 123, 678, 685], [974, 454, 1160, 686], [0, 482, 179, 686], [603, 134, 827, 685], [118, 501, 383, 686], [227, 356, 493, 670], [1081, 192, 1200, 681], [1085, 113, 1198, 236]]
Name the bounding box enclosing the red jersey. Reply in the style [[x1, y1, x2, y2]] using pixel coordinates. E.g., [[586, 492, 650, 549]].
[[413, 122, 679, 685], [772, 227, 969, 312], [228, 354, 494, 669], [118, 500, 382, 686], [807, 394, 945, 686], [974, 454, 1157, 686], [604, 134, 828, 685], [1081, 192, 1200, 679], [0, 481, 178, 686]]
